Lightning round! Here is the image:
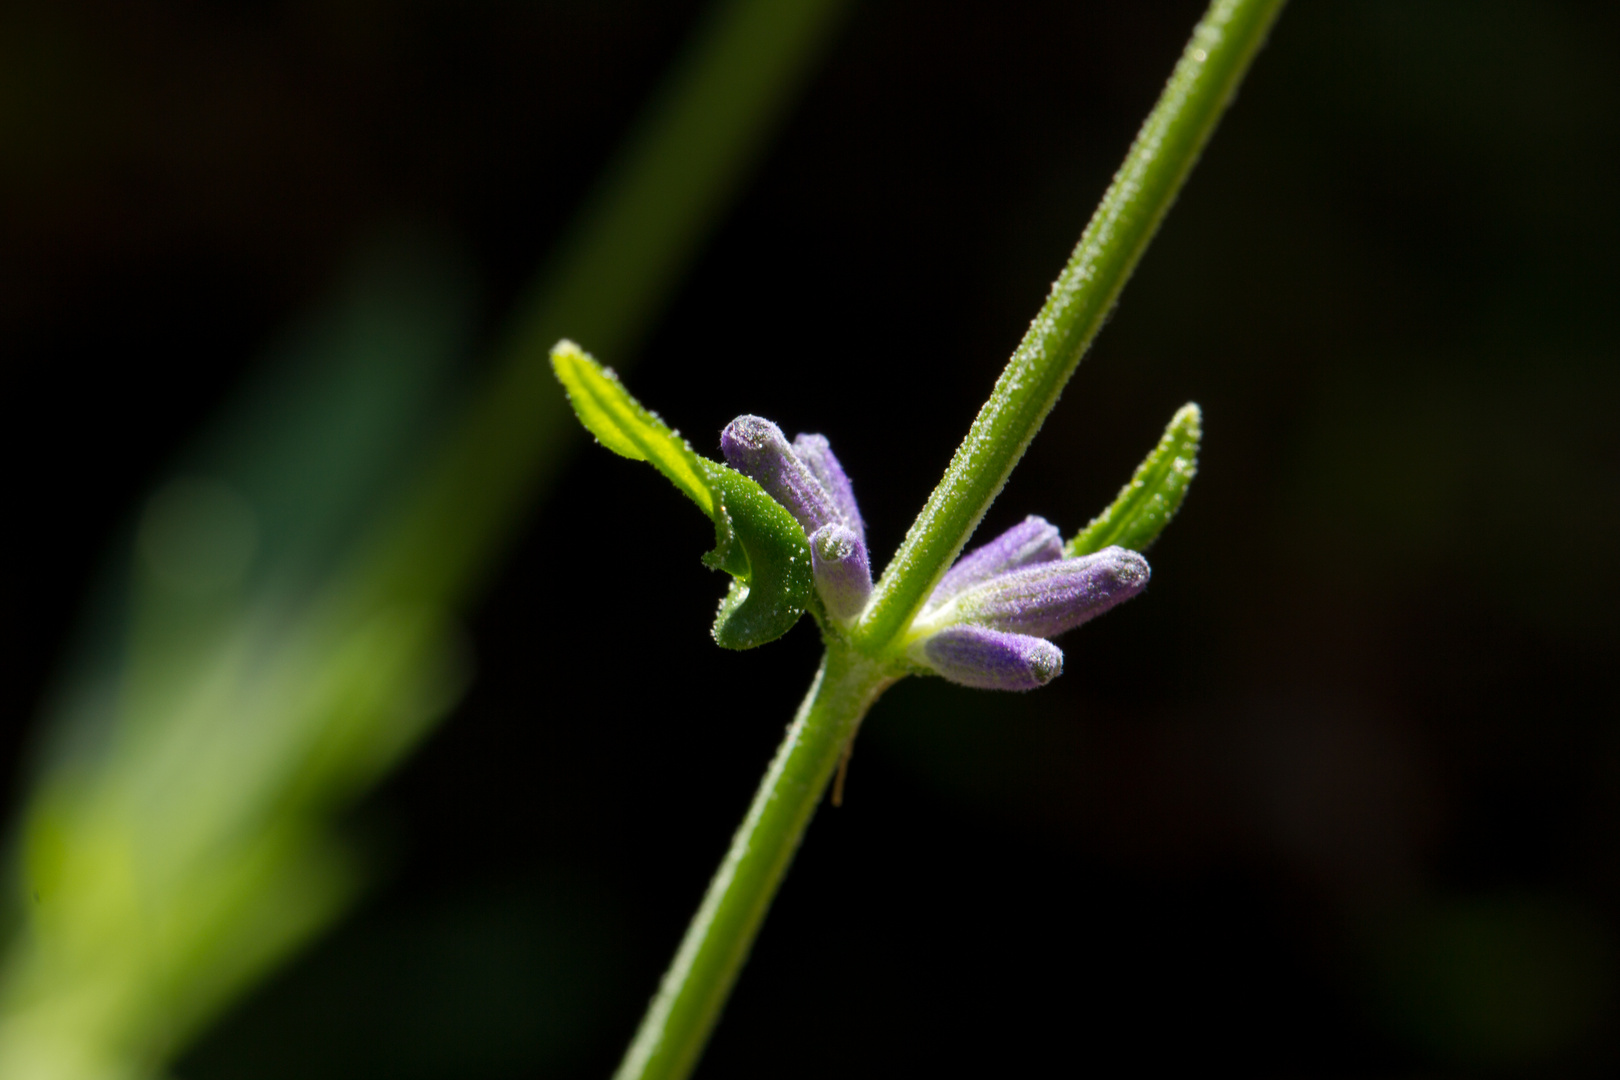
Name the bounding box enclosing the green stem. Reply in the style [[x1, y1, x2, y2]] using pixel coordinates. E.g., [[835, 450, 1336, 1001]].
[[613, 3, 1285, 1078], [854, 0, 1286, 655], [614, 647, 892, 1080]]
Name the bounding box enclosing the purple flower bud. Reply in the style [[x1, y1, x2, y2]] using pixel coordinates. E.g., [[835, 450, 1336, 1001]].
[[946, 545, 1150, 638], [927, 515, 1063, 610], [810, 523, 871, 621], [792, 433, 865, 545], [721, 415, 841, 535], [912, 624, 1063, 691]]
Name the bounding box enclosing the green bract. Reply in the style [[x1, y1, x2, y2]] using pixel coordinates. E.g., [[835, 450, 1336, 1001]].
[[1067, 403, 1202, 557], [551, 341, 814, 649]]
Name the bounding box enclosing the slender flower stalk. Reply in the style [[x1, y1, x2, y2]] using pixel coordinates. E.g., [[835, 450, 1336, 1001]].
[[614, 650, 894, 1080], [582, 3, 1286, 1078]]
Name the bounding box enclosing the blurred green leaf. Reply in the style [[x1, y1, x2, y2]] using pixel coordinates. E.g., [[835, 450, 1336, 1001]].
[[0, 0, 854, 1074], [0, 238, 475, 1080]]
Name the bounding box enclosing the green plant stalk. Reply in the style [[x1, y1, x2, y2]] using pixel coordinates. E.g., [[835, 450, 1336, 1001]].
[[854, 0, 1286, 655], [615, 646, 892, 1080], [613, 3, 1285, 1078]]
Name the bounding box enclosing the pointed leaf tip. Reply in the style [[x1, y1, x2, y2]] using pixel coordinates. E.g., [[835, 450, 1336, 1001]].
[[1067, 403, 1201, 556], [550, 340, 715, 516], [549, 341, 813, 649]]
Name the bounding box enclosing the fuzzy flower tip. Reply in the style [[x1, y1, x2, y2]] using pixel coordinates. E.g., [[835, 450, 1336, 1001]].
[[810, 523, 871, 621], [722, 415, 871, 622], [920, 625, 1063, 691], [907, 519, 1151, 691]]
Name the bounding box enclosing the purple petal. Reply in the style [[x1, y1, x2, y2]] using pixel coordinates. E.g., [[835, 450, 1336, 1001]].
[[793, 433, 865, 544], [721, 416, 840, 535], [810, 523, 872, 621], [914, 624, 1063, 691], [951, 545, 1149, 637], [927, 515, 1063, 609]]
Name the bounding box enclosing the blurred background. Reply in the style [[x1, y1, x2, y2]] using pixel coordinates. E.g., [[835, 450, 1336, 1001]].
[[4, 0, 1619, 1076]]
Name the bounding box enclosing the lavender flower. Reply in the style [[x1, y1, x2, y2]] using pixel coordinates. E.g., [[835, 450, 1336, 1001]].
[[793, 433, 865, 545], [924, 515, 1062, 610], [721, 414, 1152, 688], [918, 625, 1063, 691], [721, 416, 839, 534], [940, 546, 1150, 638], [907, 519, 1150, 690], [809, 524, 871, 621], [722, 415, 871, 623]]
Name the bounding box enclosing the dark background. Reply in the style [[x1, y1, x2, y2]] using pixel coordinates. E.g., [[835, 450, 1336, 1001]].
[[5, 0, 1620, 1075]]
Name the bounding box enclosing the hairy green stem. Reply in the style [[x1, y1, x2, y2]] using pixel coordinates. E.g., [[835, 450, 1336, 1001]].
[[613, 2, 1284, 1078], [614, 647, 892, 1080], [854, 0, 1286, 654]]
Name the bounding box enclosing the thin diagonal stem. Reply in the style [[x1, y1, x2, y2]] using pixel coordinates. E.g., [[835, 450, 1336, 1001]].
[[613, 648, 892, 1080], [854, 0, 1286, 654], [613, 4, 1284, 1080]]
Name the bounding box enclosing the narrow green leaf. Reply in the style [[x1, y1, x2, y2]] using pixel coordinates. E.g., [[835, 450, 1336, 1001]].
[[1067, 403, 1202, 556], [552, 339, 716, 516], [550, 340, 813, 648]]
